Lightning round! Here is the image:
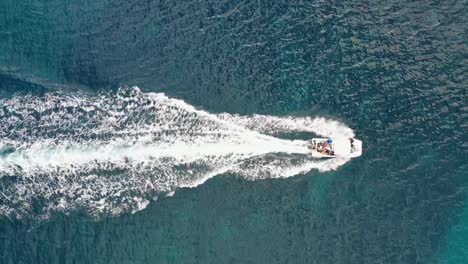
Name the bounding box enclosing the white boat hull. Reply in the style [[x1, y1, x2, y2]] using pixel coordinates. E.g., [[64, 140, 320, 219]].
[[309, 138, 362, 158]]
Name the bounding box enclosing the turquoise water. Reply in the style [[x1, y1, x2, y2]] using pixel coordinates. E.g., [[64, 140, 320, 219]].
[[0, 0, 466, 263]]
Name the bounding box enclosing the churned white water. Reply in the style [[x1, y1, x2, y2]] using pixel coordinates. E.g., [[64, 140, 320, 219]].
[[0, 87, 354, 219]]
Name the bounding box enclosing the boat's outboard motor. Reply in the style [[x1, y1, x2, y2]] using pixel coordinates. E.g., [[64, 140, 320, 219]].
[[309, 139, 316, 149]]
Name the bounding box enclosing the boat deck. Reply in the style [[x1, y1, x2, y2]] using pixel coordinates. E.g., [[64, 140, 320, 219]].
[[309, 138, 362, 158]]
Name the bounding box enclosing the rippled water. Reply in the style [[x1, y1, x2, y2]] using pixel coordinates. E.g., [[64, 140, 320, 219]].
[[0, 0, 466, 263]]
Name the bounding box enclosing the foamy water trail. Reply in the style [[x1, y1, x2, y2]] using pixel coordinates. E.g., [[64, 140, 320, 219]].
[[0, 87, 354, 219], [218, 114, 355, 138]]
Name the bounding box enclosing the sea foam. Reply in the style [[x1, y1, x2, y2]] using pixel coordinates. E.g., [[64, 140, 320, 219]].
[[0, 86, 354, 219]]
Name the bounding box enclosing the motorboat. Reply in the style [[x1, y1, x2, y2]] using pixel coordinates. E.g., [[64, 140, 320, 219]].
[[309, 138, 362, 158]]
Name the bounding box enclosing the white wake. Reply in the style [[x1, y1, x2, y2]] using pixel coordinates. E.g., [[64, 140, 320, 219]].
[[0, 87, 354, 219]]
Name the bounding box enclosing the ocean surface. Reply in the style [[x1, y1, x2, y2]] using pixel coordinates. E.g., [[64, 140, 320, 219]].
[[0, 0, 466, 263]]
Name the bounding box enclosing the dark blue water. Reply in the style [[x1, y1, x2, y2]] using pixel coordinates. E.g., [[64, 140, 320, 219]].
[[0, 0, 466, 263]]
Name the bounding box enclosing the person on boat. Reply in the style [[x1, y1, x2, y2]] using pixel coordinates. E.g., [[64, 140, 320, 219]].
[[321, 141, 327, 154], [326, 144, 332, 155], [328, 139, 334, 155], [317, 142, 323, 152], [322, 138, 333, 155], [349, 138, 356, 153]]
